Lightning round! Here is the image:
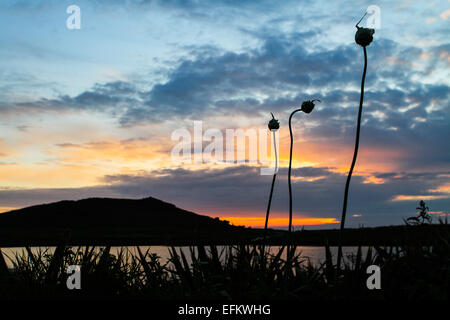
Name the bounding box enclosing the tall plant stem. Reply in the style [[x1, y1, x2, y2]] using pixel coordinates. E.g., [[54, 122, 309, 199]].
[[337, 46, 368, 269], [263, 130, 278, 250], [287, 108, 302, 260]]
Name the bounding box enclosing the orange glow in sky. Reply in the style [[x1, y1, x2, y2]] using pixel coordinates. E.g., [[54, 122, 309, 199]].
[[220, 216, 340, 228]]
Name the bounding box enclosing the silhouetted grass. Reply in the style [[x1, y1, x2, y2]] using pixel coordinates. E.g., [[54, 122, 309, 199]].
[[1, 220, 448, 300]]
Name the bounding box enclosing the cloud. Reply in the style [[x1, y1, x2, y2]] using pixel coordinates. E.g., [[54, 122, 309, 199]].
[[440, 9, 450, 20], [1, 166, 449, 227], [4, 35, 447, 130], [1, 31, 448, 180]]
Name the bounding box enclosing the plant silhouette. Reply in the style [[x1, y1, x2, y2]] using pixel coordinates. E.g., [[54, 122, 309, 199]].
[[287, 100, 319, 258], [337, 14, 375, 269], [407, 200, 432, 225], [263, 113, 280, 248]]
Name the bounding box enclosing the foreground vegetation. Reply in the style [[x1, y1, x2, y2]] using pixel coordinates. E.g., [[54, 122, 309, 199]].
[[0, 221, 448, 300]]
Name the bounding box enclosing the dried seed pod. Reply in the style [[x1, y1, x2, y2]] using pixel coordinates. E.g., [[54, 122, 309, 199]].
[[300, 99, 320, 114], [268, 113, 280, 131], [355, 26, 375, 47], [354, 12, 375, 47]]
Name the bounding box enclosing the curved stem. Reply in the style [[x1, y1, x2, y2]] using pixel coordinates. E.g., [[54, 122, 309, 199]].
[[263, 130, 278, 248], [337, 46, 367, 270], [287, 109, 302, 258]]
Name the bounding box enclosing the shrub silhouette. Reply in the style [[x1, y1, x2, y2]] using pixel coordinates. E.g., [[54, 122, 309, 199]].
[[407, 200, 432, 225]]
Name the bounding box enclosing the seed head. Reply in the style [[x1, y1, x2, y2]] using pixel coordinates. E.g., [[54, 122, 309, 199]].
[[355, 12, 375, 47], [355, 26, 375, 47], [268, 113, 280, 131], [301, 99, 320, 114]]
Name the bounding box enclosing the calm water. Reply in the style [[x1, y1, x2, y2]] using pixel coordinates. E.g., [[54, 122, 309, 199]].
[[1, 246, 369, 269]]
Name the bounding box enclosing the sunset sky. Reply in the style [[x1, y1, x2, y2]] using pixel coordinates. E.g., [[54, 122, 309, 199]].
[[0, 0, 449, 229]]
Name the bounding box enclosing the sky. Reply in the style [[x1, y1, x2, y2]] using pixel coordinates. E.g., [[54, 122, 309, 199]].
[[0, 0, 449, 229]]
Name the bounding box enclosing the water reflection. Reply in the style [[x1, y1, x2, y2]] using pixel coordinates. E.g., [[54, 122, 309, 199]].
[[1, 246, 369, 269]]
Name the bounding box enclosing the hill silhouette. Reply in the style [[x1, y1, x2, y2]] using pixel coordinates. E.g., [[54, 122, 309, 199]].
[[1, 197, 446, 247], [0, 197, 265, 247], [0, 197, 230, 229]]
